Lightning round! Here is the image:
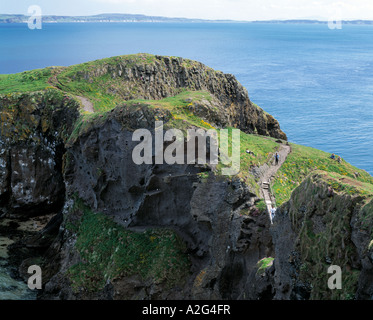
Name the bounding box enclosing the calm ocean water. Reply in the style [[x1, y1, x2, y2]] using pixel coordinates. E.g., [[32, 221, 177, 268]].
[[0, 22, 372, 175]]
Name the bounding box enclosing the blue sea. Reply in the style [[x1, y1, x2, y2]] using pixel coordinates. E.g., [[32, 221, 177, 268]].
[[0, 22, 372, 175]]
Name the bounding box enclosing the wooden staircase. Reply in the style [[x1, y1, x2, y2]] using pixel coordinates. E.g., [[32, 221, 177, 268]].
[[262, 181, 276, 224]]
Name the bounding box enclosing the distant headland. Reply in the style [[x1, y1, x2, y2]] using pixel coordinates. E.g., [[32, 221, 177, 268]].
[[1, 13, 373, 24]]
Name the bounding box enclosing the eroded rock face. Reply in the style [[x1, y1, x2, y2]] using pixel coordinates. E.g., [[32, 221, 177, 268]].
[[0, 143, 65, 216], [39, 105, 275, 300], [9, 144, 64, 215], [0, 90, 80, 216], [0, 148, 10, 205]]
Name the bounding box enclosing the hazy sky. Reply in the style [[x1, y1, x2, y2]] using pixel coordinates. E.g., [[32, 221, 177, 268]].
[[2, 0, 373, 21]]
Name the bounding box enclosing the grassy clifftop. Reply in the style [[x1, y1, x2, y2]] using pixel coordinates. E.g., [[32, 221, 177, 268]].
[[1, 53, 288, 140], [0, 54, 228, 112], [272, 143, 373, 206], [1, 53, 372, 207]]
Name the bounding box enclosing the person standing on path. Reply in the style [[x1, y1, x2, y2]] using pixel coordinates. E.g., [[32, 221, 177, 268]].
[[275, 153, 279, 165], [270, 207, 277, 221]]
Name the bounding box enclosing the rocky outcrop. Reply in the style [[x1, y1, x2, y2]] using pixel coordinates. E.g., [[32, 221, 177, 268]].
[[39, 104, 274, 300], [62, 54, 286, 140], [271, 172, 373, 300]]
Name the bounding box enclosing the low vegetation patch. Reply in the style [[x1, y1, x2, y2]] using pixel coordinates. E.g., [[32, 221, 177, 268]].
[[272, 143, 373, 206], [66, 199, 191, 293], [0, 68, 52, 94], [257, 257, 274, 274]]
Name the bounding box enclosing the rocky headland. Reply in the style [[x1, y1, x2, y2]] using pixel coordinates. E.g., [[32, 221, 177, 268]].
[[0, 53, 372, 300]]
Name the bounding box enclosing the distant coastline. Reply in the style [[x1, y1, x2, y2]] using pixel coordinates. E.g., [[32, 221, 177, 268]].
[[1, 13, 373, 24], [0, 13, 238, 23]]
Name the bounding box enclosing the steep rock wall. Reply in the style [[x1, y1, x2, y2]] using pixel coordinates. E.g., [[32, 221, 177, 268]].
[[40, 104, 274, 300], [0, 90, 80, 216]]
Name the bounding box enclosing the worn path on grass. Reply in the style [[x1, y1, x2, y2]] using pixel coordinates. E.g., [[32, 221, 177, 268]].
[[48, 70, 94, 113]]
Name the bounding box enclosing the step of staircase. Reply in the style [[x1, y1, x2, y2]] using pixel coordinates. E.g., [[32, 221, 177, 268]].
[[262, 182, 270, 189]]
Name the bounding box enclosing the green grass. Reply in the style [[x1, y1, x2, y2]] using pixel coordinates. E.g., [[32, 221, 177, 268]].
[[51, 53, 207, 112], [272, 143, 373, 206], [236, 132, 281, 194], [255, 199, 267, 212], [66, 110, 112, 146], [53, 72, 122, 112], [257, 257, 274, 274], [239, 133, 280, 170], [65, 90, 218, 146], [325, 172, 373, 195], [124, 90, 212, 114], [66, 199, 191, 293], [0, 68, 52, 94]]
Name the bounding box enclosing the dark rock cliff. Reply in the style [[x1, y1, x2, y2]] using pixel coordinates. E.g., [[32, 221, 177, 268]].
[[39, 105, 274, 300], [0, 90, 80, 217]]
